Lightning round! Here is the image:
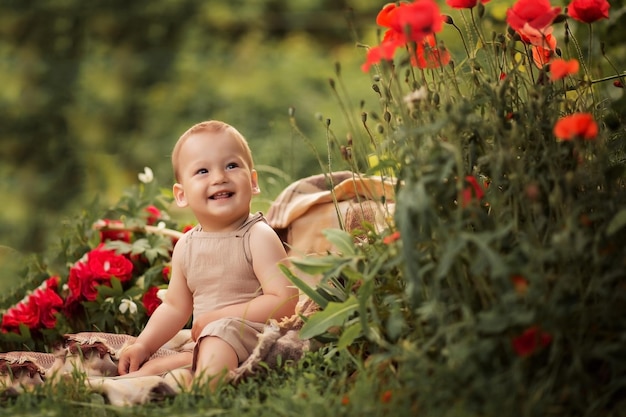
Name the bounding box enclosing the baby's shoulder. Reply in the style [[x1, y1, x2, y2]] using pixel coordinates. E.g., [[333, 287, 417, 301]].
[[248, 219, 281, 243]]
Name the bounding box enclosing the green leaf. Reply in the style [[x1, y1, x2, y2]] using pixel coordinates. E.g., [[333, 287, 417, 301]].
[[279, 264, 328, 309], [290, 256, 342, 275], [322, 228, 356, 256], [300, 296, 359, 340], [337, 321, 363, 350], [607, 209, 626, 236]]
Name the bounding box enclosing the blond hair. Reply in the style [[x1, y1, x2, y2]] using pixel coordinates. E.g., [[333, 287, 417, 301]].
[[171, 120, 254, 182]]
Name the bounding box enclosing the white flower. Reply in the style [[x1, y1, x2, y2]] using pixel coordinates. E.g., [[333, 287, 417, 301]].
[[138, 167, 154, 184], [156, 289, 168, 302], [403, 86, 429, 109], [119, 298, 138, 315]]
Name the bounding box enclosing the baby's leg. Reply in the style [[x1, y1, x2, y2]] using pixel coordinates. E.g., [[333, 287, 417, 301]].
[[194, 336, 238, 389], [118, 352, 193, 378]]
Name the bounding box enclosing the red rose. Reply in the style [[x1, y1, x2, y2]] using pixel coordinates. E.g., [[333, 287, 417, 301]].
[[99, 219, 131, 243], [162, 265, 171, 281], [506, 0, 561, 34], [446, 0, 490, 9], [142, 286, 162, 316], [144, 205, 161, 226], [67, 260, 99, 302], [29, 286, 64, 329], [45, 275, 60, 291], [567, 0, 610, 24], [1, 301, 39, 333], [87, 244, 134, 282], [512, 326, 552, 357]]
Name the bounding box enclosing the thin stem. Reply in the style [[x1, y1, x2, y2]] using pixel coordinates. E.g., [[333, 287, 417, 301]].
[[460, 10, 475, 59], [587, 23, 593, 70], [451, 21, 471, 60]]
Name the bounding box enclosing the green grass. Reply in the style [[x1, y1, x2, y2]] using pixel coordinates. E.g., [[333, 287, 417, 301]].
[[0, 347, 409, 417]]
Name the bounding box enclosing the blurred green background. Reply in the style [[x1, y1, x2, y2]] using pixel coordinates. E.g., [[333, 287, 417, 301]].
[[1, 0, 624, 269], [0, 0, 384, 258]]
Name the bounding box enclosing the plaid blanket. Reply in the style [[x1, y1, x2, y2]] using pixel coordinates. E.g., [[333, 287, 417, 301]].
[[267, 171, 396, 256]]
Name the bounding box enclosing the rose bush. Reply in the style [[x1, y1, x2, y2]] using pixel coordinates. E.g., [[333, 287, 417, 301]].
[[0, 168, 185, 351]]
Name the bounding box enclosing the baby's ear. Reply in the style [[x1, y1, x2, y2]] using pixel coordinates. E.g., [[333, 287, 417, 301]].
[[173, 183, 188, 207], [251, 170, 261, 195]]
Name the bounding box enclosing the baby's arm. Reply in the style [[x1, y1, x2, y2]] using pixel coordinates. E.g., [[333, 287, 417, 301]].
[[118, 235, 194, 374], [190, 222, 298, 340]]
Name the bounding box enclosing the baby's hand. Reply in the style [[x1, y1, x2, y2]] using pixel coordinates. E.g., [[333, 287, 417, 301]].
[[117, 342, 150, 375]]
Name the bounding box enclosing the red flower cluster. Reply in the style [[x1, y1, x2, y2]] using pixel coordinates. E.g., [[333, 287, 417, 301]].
[[507, 0, 561, 68], [567, 0, 610, 24], [553, 113, 599, 141], [1, 277, 63, 334], [362, 0, 445, 72], [511, 326, 552, 357], [65, 244, 134, 307]]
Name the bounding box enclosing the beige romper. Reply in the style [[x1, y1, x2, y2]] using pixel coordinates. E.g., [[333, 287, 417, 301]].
[[180, 212, 268, 367]]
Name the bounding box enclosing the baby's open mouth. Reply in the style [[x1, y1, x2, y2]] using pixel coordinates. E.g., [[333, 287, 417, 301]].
[[210, 191, 234, 200]]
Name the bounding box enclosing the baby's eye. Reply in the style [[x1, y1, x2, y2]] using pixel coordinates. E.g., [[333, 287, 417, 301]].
[[226, 162, 239, 170], [196, 168, 208, 175]]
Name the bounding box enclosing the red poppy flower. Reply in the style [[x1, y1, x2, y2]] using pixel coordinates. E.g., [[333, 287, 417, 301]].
[[446, 0, 490, 9], [527, 32, 557, 68], [511, 326, 552, 357], [389, 0, 444, 43], [510, 275, 529, 295], [506, 0, 561, 35], [142, 286, 162, 316], [549, 58, 579, 80], [381, 390, 393, 404], [411, 35, 451, 69], [362, 41, 403, 72], [383, 231, 401, 244], [461, 176, 486, 207], [567, 0, 610, 23], [362, 0, 444, 72], [553, 113, 599, 141]]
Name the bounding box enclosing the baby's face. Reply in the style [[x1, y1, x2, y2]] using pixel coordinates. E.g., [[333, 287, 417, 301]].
[[173, 131, 259, 231]]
